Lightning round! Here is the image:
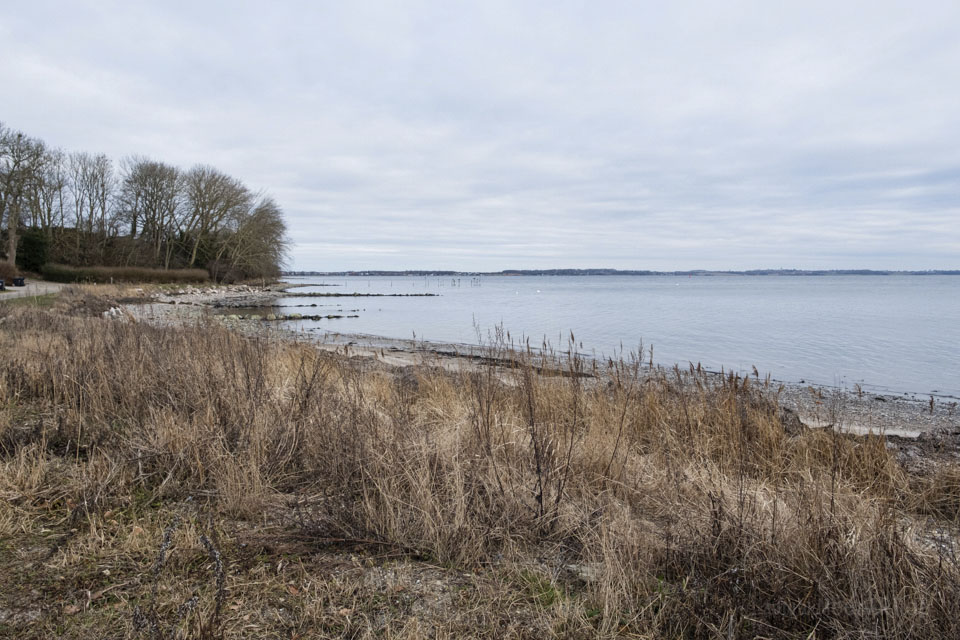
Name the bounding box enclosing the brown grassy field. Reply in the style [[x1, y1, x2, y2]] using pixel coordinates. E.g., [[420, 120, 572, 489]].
[[1, 286, 958, 638]]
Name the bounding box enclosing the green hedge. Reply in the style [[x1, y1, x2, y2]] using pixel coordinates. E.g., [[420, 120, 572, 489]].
[[41, 264, 210, 284], [17, 228, 49, 273]]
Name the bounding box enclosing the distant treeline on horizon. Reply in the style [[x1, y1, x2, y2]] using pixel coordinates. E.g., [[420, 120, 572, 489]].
[[285, 268, 960, 277]]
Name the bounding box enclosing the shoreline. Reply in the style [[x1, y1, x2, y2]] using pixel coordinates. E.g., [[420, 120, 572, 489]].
[[120, 283, 960, 440]]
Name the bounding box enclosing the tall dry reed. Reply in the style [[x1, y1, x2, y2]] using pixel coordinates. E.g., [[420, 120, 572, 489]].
[[0, 301, 957, 638]]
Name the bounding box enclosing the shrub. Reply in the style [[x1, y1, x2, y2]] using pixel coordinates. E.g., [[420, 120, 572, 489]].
[[206, 258, 243, 284], [16, 228, 49, 273], [40, 263, 209, 284]]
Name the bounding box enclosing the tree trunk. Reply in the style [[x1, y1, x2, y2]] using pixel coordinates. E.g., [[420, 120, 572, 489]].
[[189, 236, 201, 267], [7, 202, 18, 267]]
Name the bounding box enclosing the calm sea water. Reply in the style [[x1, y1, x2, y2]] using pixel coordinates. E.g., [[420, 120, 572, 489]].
[[275, 275, 959, 398]]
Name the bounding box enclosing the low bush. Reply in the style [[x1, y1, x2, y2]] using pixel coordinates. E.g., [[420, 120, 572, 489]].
[[40, 263, 209, 284]]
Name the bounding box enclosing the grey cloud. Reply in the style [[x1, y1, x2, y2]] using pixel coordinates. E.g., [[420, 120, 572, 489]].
[[2, 0, 958, 270]]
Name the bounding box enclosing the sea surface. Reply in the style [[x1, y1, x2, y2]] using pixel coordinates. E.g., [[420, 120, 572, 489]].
[[271, 275, 959, 398]]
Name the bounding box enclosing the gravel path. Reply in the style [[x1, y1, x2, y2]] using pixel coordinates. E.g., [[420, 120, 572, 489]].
[[0, 281, 65, 300]]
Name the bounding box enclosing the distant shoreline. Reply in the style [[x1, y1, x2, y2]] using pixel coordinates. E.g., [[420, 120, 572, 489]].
[[285, 268, 960, 277]]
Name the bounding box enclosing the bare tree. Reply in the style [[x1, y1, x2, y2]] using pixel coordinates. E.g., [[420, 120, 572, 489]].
[[26, 148, 68, 235], [182, 165, 252, 267], [1, 124, 46, 266], [2, 122, 289, 276], [67, 151, 116, 259], [116, 155, 144, 239], [119, 158, 183, 268], [211, 195, 289, 281], [67, 151, 90, 258]]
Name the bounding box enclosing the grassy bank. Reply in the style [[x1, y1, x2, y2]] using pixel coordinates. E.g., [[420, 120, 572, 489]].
[[0, 288, 958, 638], [0, 293, 59, 308]]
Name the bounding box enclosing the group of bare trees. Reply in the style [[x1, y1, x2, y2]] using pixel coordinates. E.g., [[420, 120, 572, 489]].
[[0, 122, 288, 280]]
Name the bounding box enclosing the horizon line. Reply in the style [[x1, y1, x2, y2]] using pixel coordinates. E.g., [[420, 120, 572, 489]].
[[283, 268, 960, 276]]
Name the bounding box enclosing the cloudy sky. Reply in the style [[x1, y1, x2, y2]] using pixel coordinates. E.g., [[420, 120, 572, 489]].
[[2, 1, 958, 270]]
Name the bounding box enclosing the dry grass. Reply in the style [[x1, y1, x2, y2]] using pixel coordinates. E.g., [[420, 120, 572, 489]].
[[0, 289, 958, 638]]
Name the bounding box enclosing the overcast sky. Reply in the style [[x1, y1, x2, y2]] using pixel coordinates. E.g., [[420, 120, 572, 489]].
[[2, 1, 958, 270]]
